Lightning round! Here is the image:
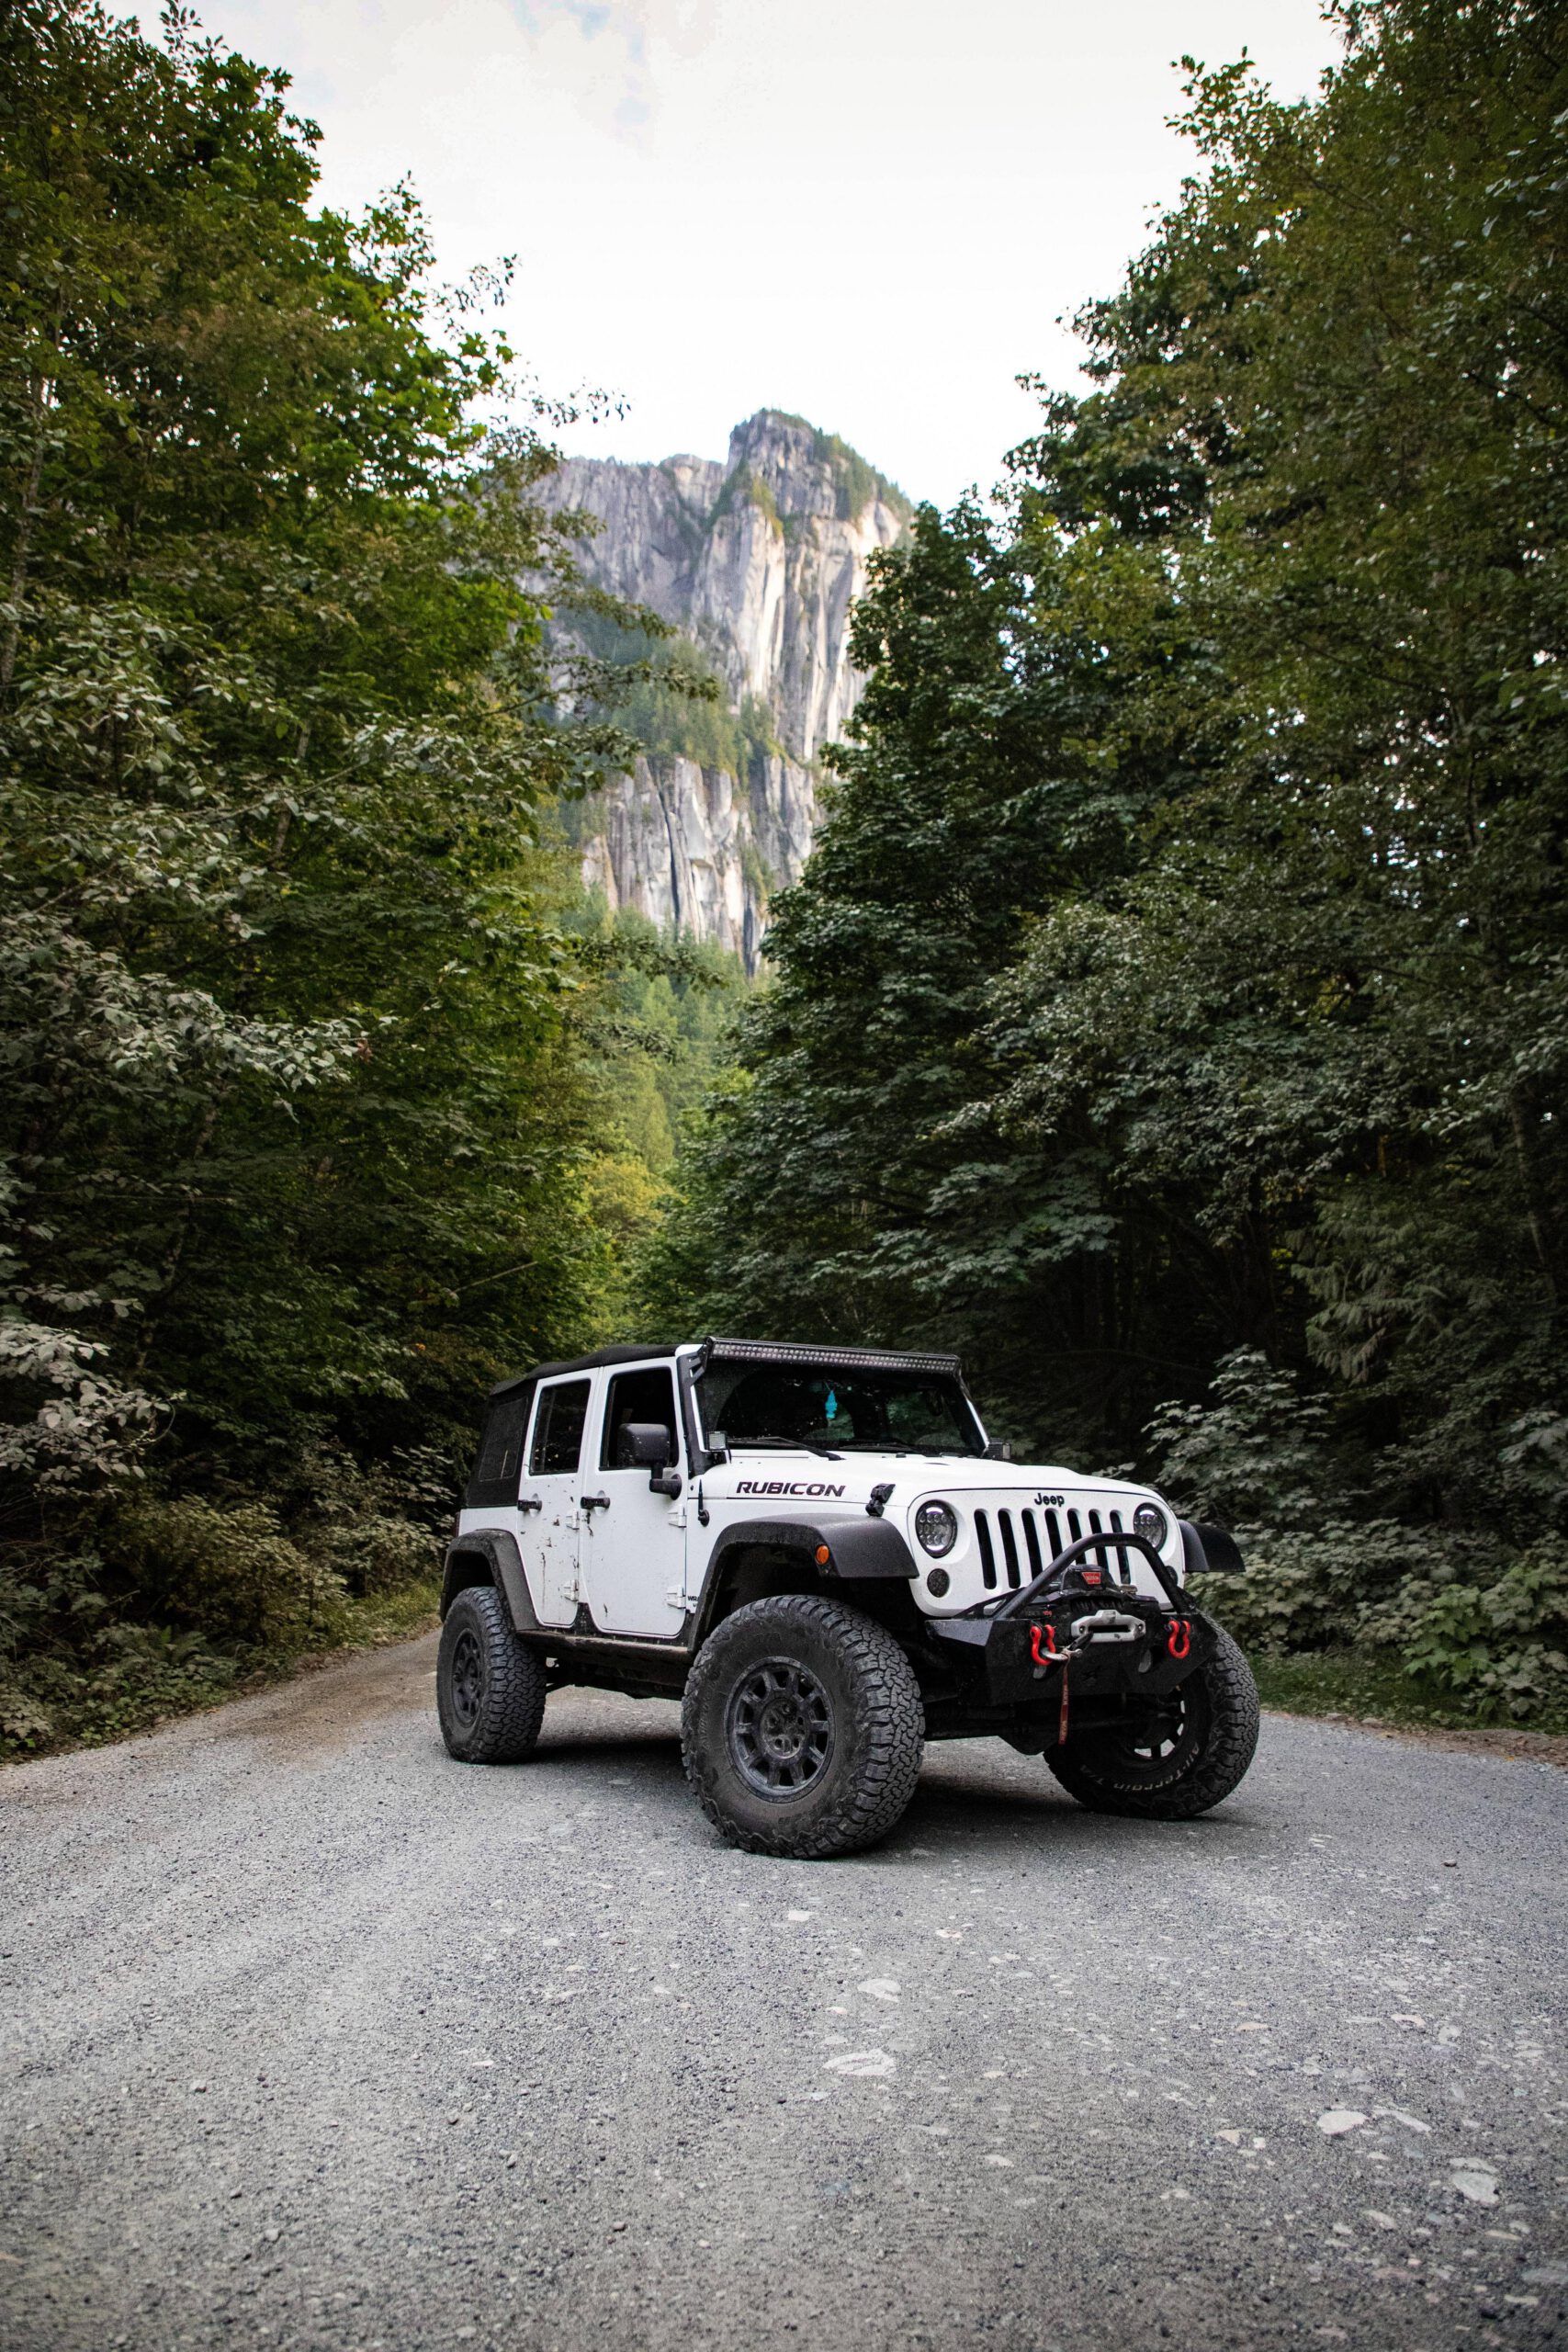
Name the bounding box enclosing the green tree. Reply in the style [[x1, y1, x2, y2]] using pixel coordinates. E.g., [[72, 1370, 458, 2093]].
[[659, 0, 1568, 1608], [0, 0, 651, 1744]]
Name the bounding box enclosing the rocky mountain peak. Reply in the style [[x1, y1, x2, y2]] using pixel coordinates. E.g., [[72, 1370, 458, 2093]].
[[538, 413, 911, 966]]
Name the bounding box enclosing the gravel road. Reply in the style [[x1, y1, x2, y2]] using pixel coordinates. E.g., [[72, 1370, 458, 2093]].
[[2, 1634, 1565, 2352]]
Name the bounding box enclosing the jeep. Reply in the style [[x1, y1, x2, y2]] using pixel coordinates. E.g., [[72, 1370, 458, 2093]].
[[436, 1338, 1258, 1857]]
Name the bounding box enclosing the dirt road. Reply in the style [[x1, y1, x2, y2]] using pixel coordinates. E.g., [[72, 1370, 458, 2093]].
[[2, 1634, 1564, 2350]]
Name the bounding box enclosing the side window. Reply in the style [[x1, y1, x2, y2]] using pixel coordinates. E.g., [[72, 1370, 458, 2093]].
[[601, 1366, 679, 1470], [529, 1378, 592, 1477], [464, 1386, 533, 1509]]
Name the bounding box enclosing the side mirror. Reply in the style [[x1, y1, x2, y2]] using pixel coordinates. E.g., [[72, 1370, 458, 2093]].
[[616, 1421, 682, 1498], [984, 1439, 1012, 1462]]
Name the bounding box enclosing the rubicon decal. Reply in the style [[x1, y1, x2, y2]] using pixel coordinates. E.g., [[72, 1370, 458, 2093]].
[[735, 1479, 848, 1498]]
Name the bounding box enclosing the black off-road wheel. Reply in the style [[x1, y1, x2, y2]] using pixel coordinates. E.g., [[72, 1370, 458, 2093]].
[[682, 1595, 925, 1859], [1046, 1624, 1259, 1819], [437, 1584, 547, 1764]]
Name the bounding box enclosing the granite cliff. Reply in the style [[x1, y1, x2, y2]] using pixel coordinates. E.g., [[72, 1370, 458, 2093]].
[[539, 412, 911, 967]]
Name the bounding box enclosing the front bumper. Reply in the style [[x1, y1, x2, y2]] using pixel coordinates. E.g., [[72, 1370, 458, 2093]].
[[925, 1526, 1215, 1713], [931, 1592, 1216, 1708]]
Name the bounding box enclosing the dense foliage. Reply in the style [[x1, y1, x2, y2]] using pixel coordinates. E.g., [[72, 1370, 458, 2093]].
[[648, 0, 1568, 1721], [0, 0, 684, 1749]]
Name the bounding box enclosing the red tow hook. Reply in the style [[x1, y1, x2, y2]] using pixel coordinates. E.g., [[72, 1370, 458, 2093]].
[[1167, 1617, 1191, 1660]]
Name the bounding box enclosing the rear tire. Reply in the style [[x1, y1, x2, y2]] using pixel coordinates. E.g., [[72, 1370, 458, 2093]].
[[437, 1584, 547, 1763], [1046, 1623, 1258, 1818], [682, 1595, 925, 1858]]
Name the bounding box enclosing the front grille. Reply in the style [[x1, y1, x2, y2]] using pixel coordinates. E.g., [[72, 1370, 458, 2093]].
[[972, 1502, 1126, 1590]]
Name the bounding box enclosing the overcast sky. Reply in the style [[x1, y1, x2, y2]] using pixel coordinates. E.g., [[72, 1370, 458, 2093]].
[[160, 0, 1343, 508]]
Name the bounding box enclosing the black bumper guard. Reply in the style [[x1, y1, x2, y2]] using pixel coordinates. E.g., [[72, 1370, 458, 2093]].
[[946, 1529, 1215, 1713], [987, 1528, 1181, 1616]]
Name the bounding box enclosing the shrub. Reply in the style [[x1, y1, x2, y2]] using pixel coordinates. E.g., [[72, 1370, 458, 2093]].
[[1153, 1350, 1568, 1727], [1189, 1517, 1439, 1654], [106, 1498, 348, 1650], [1388, 1545, 1568, 1723], [308, 1513, 437, 1598]]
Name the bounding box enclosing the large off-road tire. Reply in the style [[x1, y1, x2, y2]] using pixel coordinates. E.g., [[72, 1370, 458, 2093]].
[[437, 1584, 547, 1764], [682, 1595, 925, 1859], [1046, 1624, 1259, 1819]]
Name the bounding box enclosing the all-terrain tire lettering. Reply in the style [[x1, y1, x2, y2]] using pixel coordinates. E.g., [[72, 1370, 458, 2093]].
[[1046, 1623, 1259, 1819]]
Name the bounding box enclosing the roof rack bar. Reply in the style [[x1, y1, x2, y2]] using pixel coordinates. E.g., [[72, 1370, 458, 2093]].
[[695, 1336, 963, 1378]]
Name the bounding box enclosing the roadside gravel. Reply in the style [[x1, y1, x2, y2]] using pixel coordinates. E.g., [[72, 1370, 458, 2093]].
[[2, 1633, 1564, 2351]]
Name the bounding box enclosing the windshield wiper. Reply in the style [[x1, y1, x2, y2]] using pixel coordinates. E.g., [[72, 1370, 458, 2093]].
[[734, 1437, 978, 1460], [732, 1433, 842, 1460]]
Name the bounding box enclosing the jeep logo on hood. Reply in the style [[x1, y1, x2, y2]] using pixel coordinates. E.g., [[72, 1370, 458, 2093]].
[[1034, 1492, 1066, 1507]]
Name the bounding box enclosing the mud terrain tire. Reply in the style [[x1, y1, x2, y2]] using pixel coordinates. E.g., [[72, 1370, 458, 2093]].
[[682, 1595, 925, 1858], [1046, 1623, 1259, 1818], [437, 1584, 547, 1763]]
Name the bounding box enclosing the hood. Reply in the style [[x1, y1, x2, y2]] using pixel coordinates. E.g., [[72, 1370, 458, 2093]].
[[705, 1447, 1180, 1612]]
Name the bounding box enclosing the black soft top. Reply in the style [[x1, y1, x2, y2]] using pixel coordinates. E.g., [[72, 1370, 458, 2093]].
[[487, 1342, 678, 1400]]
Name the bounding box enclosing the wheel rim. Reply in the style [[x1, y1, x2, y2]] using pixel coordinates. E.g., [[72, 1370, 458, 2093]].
[[726, 1657, 834, 1799], [450, 1627, 483, 1729], [1086, 1683, 1208, 1786]]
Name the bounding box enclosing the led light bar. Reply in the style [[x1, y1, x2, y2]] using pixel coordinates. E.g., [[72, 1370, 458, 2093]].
[[696, 1336, 963, 1378]]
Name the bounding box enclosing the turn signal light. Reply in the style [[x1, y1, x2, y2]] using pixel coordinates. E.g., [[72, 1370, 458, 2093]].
[[815, 1544, 831, 1566]]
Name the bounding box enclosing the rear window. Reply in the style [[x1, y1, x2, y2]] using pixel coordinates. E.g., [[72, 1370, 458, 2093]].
[[464, 1386, 533, 1510]]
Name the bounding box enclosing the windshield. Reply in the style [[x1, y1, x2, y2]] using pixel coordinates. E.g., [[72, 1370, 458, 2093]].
[[696, 1362, 985, 1457]]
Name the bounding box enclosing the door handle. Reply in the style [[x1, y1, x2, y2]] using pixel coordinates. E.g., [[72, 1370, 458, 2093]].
[[518, 1496, 542, 1513], [580, 1493, 611, 1512]]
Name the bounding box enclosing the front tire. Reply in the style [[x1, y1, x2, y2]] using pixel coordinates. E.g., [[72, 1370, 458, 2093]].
[[437, 1584, 547, 1763], [1046, 1623, 1259, 1818], [682, 1595, 925, 1858]]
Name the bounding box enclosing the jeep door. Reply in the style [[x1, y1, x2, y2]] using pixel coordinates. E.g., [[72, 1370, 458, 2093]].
[[522, 1375, 592, 1626], [579, 1363, 688, 1639]]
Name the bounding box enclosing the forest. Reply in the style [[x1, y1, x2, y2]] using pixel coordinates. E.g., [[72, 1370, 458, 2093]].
[[2, 0, 1564, 1752]]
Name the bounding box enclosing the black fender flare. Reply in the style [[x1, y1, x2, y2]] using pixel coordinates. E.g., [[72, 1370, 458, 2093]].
[[691, 1514, 918, 1647], [707, 1515, 918, 1583], [441, 1531, 540, 1634], [1179, 1519, 1246, 1577]]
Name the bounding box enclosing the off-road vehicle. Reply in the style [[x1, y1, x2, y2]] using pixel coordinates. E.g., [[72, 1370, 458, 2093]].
[[437, 1339, 1258, 1857]]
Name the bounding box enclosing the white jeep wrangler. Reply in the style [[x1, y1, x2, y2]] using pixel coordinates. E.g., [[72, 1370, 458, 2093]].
[[437, 1338, 1258, 1857]]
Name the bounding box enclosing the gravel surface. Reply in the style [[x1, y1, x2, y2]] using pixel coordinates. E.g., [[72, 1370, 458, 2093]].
[[2, 1632, 1565, 2352]]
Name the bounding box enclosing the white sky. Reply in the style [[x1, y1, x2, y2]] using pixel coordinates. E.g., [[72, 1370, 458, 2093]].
[[163, 0, 1342, 508]]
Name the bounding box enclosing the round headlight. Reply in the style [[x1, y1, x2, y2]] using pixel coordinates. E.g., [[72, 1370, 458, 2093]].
[[1133, 1501, 1169, 1553], [915, 1499, 958, 1557]]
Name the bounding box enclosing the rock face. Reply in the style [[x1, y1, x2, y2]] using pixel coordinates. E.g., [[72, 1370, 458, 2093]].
[[539, 412, 910, 967]]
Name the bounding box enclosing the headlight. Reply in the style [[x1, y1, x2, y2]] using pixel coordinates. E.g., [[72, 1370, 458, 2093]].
[[915, 1499, 958, 1557], [1133, 1501, 1169, 1553]]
